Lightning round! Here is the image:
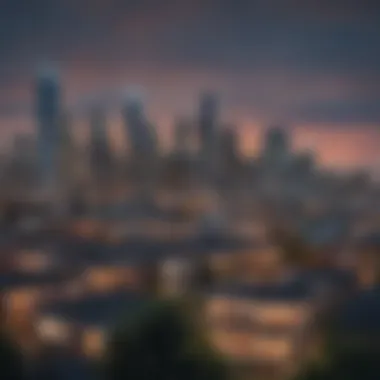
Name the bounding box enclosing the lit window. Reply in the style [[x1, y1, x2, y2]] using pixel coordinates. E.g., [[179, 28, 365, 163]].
[[36, 317, 69, 344], [82, 328, 105, 358], [250, 336, 293, 361]]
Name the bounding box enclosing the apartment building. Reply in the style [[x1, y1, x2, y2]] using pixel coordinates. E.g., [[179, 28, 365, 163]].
[[35, 291, 150, 360], [203, 268, 355, 378]]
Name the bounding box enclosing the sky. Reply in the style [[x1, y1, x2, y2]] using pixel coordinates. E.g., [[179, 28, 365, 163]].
[[0, 0, 380, 173]]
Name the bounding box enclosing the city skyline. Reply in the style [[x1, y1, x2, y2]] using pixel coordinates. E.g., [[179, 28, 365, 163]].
[[2, 3, 380, 380], [1, 74, 380, 178], [0, 0, 380, 175]]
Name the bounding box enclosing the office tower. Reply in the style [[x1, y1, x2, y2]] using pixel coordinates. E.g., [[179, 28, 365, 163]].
[[58, 112, 79, 190], [219, 126, 240, 183], [122, 95, 157, 160], [198, 92, 219, 178], [220, 126, 238, 164], [263, 127, 289, 160], [174, 118, 192, 156], [89, 106, 112, 182], [291, 151, 315, 181], [122, 94, 158, 200], [35, 66, 61, 191], [164, 118, 194, 191], [261, 126, 291, 173], [8, 134, 36, 191]]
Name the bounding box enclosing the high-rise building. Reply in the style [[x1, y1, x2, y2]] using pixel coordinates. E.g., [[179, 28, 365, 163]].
[[174, 118, 192, 156], [89, 106, 112, 181], [122, 95, 157, 159], [261, 126, 291, 173], [122, 94, 158, 200], [264, 127, 289, 157], [199, 92, 219, 163], [7, 134, 36, 192], [219, 126, 240, 182], [290, 151, 315, 181], [35, 66, 61, 190], [220, 126, 238, 163], [58, 112, 79, 190]]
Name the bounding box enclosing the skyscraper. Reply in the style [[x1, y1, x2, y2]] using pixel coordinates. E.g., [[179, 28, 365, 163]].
[[122, 95, 157, 159], [8, 134, 36, 191], [261, 126, 291, 173], [199, 93, 218, 154], [220, 126, 238, 163], [89, 106, 112, 181], [198, 92, 219, 179], [122, 93, 158, 200], [58, 112, 80, 190], [174, 118, 192, 156], [219, 126, 240, 180], [263, 127, 289, 161], [35, 65, 61, 190]]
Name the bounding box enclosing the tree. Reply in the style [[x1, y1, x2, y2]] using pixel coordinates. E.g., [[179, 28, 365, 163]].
[[196, 257, 214, 290], [1, 200, 20, 228], [0, 332, 25, 380], [295, 331, 380, 380], [296, 345, 380, 380], [104, 299, 228, 380], [271, 227, 315, 267]]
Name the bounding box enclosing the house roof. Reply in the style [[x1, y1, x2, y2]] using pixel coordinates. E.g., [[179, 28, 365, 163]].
[[0, 270, 73, 289], [207, 280, 312, 302], [70, 233, 252, 266], [40, 291, 150, 328], [208, 268, 356, 302], [358, 232, 380, 249], [300, 215, 349, 247], [293, 268, 356, 290], [336, 287, 380, 333]]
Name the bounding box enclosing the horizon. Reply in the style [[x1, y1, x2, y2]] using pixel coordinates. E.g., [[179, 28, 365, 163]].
[[1, 1, 380, 176]]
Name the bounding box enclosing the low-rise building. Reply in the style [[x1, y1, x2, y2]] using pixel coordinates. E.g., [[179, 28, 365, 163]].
[[0, 269, 78, 354], [79, 263, 141, 294], [35, 291, 150, 360], [354, 232, 380, 289], [335, 286, 380, 344], [202, 268, 354, 378], [0, 271, 76, 319], [209, 244, 284, 283], [204, 281, 315, 374]]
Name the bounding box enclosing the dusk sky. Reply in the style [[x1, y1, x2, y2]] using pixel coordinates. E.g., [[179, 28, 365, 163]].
[[1, 0, 380, 173]]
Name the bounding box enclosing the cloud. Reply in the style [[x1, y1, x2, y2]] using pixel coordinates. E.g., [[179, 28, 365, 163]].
[[295, 98, 380, 124], [0, 104, 30, 118], [0, 0, 380, 126]]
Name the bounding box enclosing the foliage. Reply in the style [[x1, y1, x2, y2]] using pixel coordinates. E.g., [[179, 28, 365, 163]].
[[297, 346, 380, 380], [295, 330, 380, 380], [1, 200, 20, 227], [271, 227, 315, 267], [104, 298, 228, 380], [0, 332, 25, 380]]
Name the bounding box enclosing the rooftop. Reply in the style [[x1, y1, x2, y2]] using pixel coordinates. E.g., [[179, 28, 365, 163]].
[[208, 280, 312, 302], [40, 291, 150, 328], [293, 268, 356, 290], [0, 270, 74, 289], [208, 268, 356, 302], [336, 287, 380, 333]]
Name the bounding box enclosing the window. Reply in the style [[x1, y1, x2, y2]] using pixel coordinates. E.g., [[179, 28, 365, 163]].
[[5, 289, 38, 314], [250, 336, 293, 362], [205, 297, 233, 320], [248, 303, 308, 328], [36, 317, 69, 344], [82, 328, 105, 358], [211, 331, 251, 359]]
